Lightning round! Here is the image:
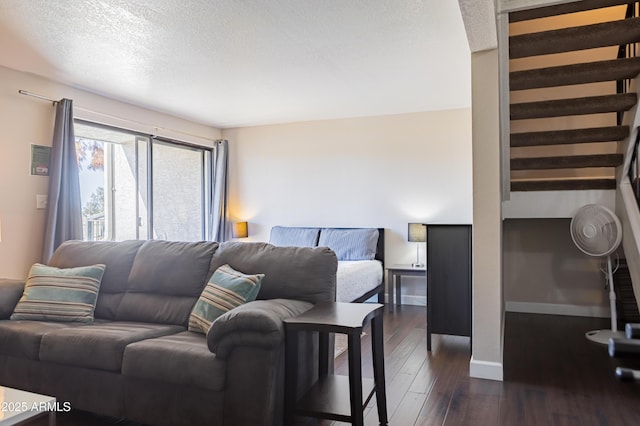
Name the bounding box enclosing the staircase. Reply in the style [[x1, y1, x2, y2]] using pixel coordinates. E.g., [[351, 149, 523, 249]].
[[508, 0, 640, 192]]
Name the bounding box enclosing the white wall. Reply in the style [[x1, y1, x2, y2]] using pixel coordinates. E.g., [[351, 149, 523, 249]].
[[471, 48, 504, 381], [223, 109, 473, 302], [0, 65, 221, 279], [503, 219, 609, 317]]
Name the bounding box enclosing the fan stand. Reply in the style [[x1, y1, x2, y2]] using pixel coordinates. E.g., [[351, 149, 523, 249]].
[[585, 255, 626, 345]]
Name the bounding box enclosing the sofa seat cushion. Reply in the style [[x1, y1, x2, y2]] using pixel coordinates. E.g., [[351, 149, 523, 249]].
[[122, 331, 225, 391], [0, 320, 87, 360], [39, 321, 184, 372]]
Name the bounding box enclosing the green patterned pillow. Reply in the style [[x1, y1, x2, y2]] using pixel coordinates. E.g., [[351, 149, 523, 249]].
[[188, 264, 264, 334], [11, 263, 106, 323]]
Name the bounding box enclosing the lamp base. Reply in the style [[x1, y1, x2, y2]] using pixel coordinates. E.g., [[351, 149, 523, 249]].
[[411, 262, 424, 268]]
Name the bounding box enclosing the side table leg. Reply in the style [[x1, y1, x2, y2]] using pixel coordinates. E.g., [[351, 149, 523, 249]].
[[386, 269, 394, 311], [284, 329, 299, 426], [319, 331, 330, 377], [371, 315, 388, 425], [395, 275, 402, 309], [348, 330, 364, 426]]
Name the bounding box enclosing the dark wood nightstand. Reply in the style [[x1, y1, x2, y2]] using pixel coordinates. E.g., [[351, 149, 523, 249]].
[[385, 264, 426, 311], [283, 302, 387, 426]]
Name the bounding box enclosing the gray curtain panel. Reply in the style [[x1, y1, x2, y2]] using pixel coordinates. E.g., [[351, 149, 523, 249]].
[[210, 139, 230, 242], [42, 99, 83, 263]]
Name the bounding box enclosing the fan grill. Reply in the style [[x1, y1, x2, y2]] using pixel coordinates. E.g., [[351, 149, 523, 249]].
[[570, 204, 621, 257]]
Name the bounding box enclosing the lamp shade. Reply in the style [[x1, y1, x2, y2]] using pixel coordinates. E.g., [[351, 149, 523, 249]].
[[408, 223, 426, 242], [232, 221, 248, 239]]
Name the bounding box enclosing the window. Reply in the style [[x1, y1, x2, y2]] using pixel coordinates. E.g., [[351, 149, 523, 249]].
[[74, 121, 212, 242]]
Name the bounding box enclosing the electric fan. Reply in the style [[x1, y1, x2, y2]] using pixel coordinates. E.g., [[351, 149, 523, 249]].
[[570, 204, 625, 345]]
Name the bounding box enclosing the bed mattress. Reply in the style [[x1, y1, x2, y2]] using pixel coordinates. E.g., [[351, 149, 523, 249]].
[[336, 260, 383, 302]]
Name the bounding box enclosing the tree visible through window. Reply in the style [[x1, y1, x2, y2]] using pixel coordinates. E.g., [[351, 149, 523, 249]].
[[76, 138, 106, 240]]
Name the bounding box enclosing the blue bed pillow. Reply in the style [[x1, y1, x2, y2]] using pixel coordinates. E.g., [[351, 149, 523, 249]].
[[269, 226, 320, 247], [318, 228, 379, 261]]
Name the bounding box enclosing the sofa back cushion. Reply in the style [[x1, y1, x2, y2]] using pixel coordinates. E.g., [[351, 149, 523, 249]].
[[48, 240, 145, 320], [210, 242, 337, 303], [116, 240, 219, 326]]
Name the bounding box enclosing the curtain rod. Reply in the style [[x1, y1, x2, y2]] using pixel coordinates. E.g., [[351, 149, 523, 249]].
[[18, 89, 57, 104], [18, 89, 217, 143]]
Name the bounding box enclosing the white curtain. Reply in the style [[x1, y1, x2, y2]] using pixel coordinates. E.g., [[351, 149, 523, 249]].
[[42, 99, 82, 262], [210, 139, 230, 242]]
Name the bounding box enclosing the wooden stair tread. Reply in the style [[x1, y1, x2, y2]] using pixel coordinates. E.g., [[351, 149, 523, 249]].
[[511, 126, 629, 147], [510, 57, 640, 91], [511, 178, 617, 191], [509, 0, 635, 23], [510, 93, 637, 120], [511, 153, 623, 170], [510, 17, 640, 58], [507, 2, 640, 194]]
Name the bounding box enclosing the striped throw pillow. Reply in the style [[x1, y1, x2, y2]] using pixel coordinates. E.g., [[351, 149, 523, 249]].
[[188, 264, 264, 335], [11, 263, 106, 323]]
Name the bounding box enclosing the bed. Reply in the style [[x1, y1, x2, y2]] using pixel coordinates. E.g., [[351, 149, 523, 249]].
[[269, 226, 385, 303]]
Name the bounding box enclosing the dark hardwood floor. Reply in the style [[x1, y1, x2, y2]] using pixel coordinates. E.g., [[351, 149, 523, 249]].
[[26, 305, 640, 425], [322, 306, 640, 426]]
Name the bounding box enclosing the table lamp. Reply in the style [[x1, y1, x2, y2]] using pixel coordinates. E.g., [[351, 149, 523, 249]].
[[232, 221, 248, 239], [408, 223, 426, 267]]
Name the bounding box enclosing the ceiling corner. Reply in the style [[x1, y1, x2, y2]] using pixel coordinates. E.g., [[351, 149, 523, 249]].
[[458, 0, 498, 52]]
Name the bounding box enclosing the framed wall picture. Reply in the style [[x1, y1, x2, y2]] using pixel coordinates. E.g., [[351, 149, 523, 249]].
[[31, 144, 51, 176]]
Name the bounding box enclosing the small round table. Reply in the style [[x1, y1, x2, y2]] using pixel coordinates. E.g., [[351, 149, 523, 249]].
[[283, 302, 388, 426]]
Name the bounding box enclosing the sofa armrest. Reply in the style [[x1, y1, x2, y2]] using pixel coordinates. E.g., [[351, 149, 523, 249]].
[[207, 298, 313, 358], [0, 279, 25, 319]]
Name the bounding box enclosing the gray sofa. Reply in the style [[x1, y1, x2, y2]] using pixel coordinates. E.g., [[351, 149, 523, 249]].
[[0, 239, 338, 425]]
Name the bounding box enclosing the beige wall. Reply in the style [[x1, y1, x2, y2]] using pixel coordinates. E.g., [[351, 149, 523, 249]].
[[471, 48, 504, 380], [223, 109, 473, 301], [0, 66, 220, 279], [503, 219, 609, 315]]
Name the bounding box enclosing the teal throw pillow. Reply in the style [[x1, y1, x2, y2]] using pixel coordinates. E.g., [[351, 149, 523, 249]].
[[11, 263, 106, 323], [188, 264, 264, 334]]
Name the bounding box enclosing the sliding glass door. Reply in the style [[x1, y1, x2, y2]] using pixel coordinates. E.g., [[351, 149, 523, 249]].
[[152, 141, 206, 241], [74, 121, 212, 242]]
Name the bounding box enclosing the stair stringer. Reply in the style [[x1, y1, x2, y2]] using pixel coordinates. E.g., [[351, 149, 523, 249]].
[[616, 77, 640, 315]]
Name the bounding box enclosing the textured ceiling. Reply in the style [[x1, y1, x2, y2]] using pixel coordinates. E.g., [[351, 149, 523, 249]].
[[458, 0, 498, 52], [0, 0, 471, 128]]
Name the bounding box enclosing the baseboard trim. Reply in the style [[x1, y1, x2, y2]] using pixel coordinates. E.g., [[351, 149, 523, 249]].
[[469, 357, 503, 381], [401, 295, 426, 306], [505, 301, 609, 318]]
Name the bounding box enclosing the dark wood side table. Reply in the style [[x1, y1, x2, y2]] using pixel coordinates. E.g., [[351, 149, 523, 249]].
[[283, 302, 388, 426], [385, 264, 426, 311]]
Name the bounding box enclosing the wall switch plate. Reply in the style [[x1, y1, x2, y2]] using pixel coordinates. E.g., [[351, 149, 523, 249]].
[[36, 194, 48, 209]]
